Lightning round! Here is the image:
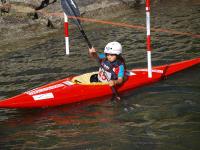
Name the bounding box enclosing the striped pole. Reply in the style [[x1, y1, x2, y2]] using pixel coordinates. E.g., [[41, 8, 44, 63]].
[[64, 13, 69, 55], [146, 0, 152, 78]]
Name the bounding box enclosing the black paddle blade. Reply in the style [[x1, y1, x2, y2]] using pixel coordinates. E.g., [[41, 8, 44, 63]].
[[61, 0, 92, 48], [111, 86, 121, 101], [61, 0, 81, 25]]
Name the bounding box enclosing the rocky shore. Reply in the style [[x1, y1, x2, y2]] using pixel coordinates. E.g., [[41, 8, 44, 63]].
[[0, 0, 144, 54], [0, 0, 145, 27]]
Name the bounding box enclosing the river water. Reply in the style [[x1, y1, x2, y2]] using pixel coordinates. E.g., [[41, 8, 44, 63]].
[[0, 0, 200, 149]]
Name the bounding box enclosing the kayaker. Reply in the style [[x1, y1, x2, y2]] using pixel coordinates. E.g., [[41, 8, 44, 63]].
[[89, 41, 126, 87]]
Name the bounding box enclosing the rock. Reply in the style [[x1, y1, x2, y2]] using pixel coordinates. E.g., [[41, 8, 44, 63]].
[[0, 2, 11, 15], [121, 0, 145, 7], [75, 0, 146, 18], [0, 17, 4, 24], [10, 4, 35, 14], [24, 0, 43, 8], [9, 0, 57, 9], [78, 0, 122, 14]]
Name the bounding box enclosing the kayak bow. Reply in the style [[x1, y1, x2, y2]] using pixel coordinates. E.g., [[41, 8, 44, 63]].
[[0, 57, 199, 109]]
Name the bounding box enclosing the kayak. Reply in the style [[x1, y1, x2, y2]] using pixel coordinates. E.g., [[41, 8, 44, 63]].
[[0, 57, 199, 109]]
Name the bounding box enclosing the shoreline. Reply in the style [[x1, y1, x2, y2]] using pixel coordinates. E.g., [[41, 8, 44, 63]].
[[0, 0, 144, 55], [0, 0, 145, 29]]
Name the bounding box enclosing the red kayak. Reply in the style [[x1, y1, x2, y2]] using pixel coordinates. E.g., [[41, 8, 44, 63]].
[[0, 57, 199, 109]]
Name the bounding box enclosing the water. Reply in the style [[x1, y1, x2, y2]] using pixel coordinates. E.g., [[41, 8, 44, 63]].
[[0, 0, 200, 149]]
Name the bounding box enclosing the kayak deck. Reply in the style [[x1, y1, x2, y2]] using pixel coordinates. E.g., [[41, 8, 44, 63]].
[[0, 57, 199, 109]]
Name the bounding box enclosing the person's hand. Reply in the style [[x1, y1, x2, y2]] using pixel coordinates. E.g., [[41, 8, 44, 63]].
[[89, 47, 98, 58], [109, 78, 123, 87], [89, 47, 96, 54], [108, 80, 116, 87]]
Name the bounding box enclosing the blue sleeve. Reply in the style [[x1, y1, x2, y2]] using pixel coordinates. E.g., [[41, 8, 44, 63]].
[[98, 53, 105, 59], [118, 65, 124, 78]]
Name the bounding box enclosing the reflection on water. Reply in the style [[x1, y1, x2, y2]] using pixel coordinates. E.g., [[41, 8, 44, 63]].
[[0, 0, 200, 149]]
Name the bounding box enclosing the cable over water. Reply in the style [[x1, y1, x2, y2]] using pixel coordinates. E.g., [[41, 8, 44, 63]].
[[37, 9, 200, 39]]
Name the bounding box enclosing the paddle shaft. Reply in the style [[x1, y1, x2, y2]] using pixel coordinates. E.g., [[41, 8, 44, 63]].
[[161, 65, 169, 80], [80, 30, 92, 49]]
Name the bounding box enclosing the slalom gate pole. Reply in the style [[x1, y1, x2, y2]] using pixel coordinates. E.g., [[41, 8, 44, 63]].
[[64, 13, 69, 55], [146, 0, 152, 78]]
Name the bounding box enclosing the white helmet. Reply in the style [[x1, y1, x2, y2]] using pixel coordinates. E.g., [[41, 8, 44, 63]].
[[104, 41, 122, 55]]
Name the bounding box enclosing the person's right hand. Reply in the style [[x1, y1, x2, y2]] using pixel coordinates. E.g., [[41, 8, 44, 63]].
[[89, 47, 96, 54]]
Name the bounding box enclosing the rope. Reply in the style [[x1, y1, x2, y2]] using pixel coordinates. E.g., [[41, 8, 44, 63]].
[[37, 11, 200, 39]]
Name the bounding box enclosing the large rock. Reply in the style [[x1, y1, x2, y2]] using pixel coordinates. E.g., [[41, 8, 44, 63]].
[[75, 0, 145, 18], [76, 0, 145, 13], [9, 0, 57, 9]]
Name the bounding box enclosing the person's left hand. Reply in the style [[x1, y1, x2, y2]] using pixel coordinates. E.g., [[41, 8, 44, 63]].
[[108, 80, 116, 87]]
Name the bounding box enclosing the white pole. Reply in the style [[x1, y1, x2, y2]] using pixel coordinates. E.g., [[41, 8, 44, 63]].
[[147, 51, 152, 78], [64, 13, 69, 55], [146, 0, 152, 78]]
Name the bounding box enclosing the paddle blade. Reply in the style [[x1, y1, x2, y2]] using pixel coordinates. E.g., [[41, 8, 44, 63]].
[[111, 86, 121, 100], [61, 0, 81, 25]]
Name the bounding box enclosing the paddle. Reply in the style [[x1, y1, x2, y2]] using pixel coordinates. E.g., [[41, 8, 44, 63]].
[[161, 65, 169, 80], [61, 0, 121, 100]]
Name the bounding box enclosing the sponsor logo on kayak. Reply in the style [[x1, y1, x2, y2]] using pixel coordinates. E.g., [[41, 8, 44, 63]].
[[33, 93, 54, 101], [25, 84, 64, 95], [134, 69, 163, 74]]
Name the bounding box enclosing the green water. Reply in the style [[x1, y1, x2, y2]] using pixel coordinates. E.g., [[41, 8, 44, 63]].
[[0, 0, 200, 149]]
